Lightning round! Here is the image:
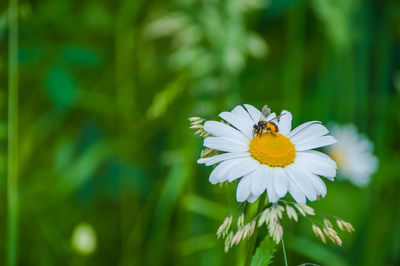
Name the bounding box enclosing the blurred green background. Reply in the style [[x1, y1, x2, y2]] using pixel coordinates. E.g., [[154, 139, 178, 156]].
[[1, 0, 400, 265]]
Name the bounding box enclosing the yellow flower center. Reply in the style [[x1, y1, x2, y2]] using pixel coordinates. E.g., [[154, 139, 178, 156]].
[[330, 150, 345, 167], [249, 133, 296, 167]]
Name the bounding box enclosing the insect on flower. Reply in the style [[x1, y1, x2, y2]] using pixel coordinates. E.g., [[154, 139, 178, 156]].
[[252, 113, 285, 137]]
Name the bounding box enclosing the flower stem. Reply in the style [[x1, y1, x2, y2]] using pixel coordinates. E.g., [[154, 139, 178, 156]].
[[281, 236, 288, 266], [7, 0, 19, 265], [244, 193, 266, 266]]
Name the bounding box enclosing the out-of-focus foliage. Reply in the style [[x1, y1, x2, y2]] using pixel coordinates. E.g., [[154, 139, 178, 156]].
[[1, 0, 400, 265]]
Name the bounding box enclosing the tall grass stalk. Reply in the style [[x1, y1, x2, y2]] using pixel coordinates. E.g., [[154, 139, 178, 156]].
[[282, 237, 288, 266], [244, 193, 266, 266], [7, 0, 19, 265]]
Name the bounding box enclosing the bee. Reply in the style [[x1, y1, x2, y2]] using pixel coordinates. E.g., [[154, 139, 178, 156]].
[[253, 113, 285, 137]]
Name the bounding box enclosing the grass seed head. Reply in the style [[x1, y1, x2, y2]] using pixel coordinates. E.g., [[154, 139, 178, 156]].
[[237, 213, 245, 228], [295, 203, 315, 216], [286, 205, 298, 222], [312, 224, 326, 243], [188, 117, 202, 122], [341, 220, 355, 232], [323, 218, 333, 228]]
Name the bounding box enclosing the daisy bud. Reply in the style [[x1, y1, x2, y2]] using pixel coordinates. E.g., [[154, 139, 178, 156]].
[[286, 205, 298, 222]]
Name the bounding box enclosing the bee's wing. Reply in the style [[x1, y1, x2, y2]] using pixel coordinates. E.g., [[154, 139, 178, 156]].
[[261, 105, 271, 118], [266, 113, 285, 123], [258, 112, 266, 122]]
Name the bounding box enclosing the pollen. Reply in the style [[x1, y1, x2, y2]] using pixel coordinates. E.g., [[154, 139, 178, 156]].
[[249, 133, 296, 167]]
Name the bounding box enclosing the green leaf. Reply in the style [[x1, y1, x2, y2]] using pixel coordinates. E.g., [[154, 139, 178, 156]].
[[46, 67, 78, 110], [251, 236, 277, 266]]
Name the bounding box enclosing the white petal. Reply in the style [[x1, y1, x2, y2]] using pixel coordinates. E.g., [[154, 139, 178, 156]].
[[250, 165, 269, 196], [204, 121, 249, 143], [204, 137, 249, 152], [296, 150, 337, 169], [226, 158, 260, 182], [294, 155, 336, 180], [266, 180, 279, 203], [262, 166, 280, 203], [265, 112, 276, 122], [278, 110, 292, 136], [290, 123, 329, 145], [305, 172, 327, 197], [244, 104, 262, 123], [272, 167, 289, 198], [209, 157, 247, 184], [294, 136, 337, 151], [285, 166, 317, 201], [197, 152, 250, 166], [288, 121, 321, 138], [219, 112, 254, 139], [288, 182, 306, 204], [247, 193, 260, 203], [231, 105, 252, 121], [236, 175, 252, 202], [291, 163, 327, 197]]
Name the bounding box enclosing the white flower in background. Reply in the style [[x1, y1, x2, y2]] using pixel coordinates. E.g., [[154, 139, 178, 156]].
[[326, 124, 378, 187], [71, 223, 97, 255], [197, 104, 338, 204]]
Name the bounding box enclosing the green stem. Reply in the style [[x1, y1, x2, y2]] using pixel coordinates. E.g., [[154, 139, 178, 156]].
[[244, 193, 266, 266], [7, 0, 19, 265], [282, 237, 288, 266]]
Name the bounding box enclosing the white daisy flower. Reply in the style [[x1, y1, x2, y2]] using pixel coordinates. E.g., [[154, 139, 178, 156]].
[[197, 104, 338, 204], [326, 124, 378, 187]]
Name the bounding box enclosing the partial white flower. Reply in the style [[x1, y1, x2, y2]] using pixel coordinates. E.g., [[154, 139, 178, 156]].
[[197, 104, 338, 204], [326, 124, 378, 187], [71, 223, 97, 255]]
